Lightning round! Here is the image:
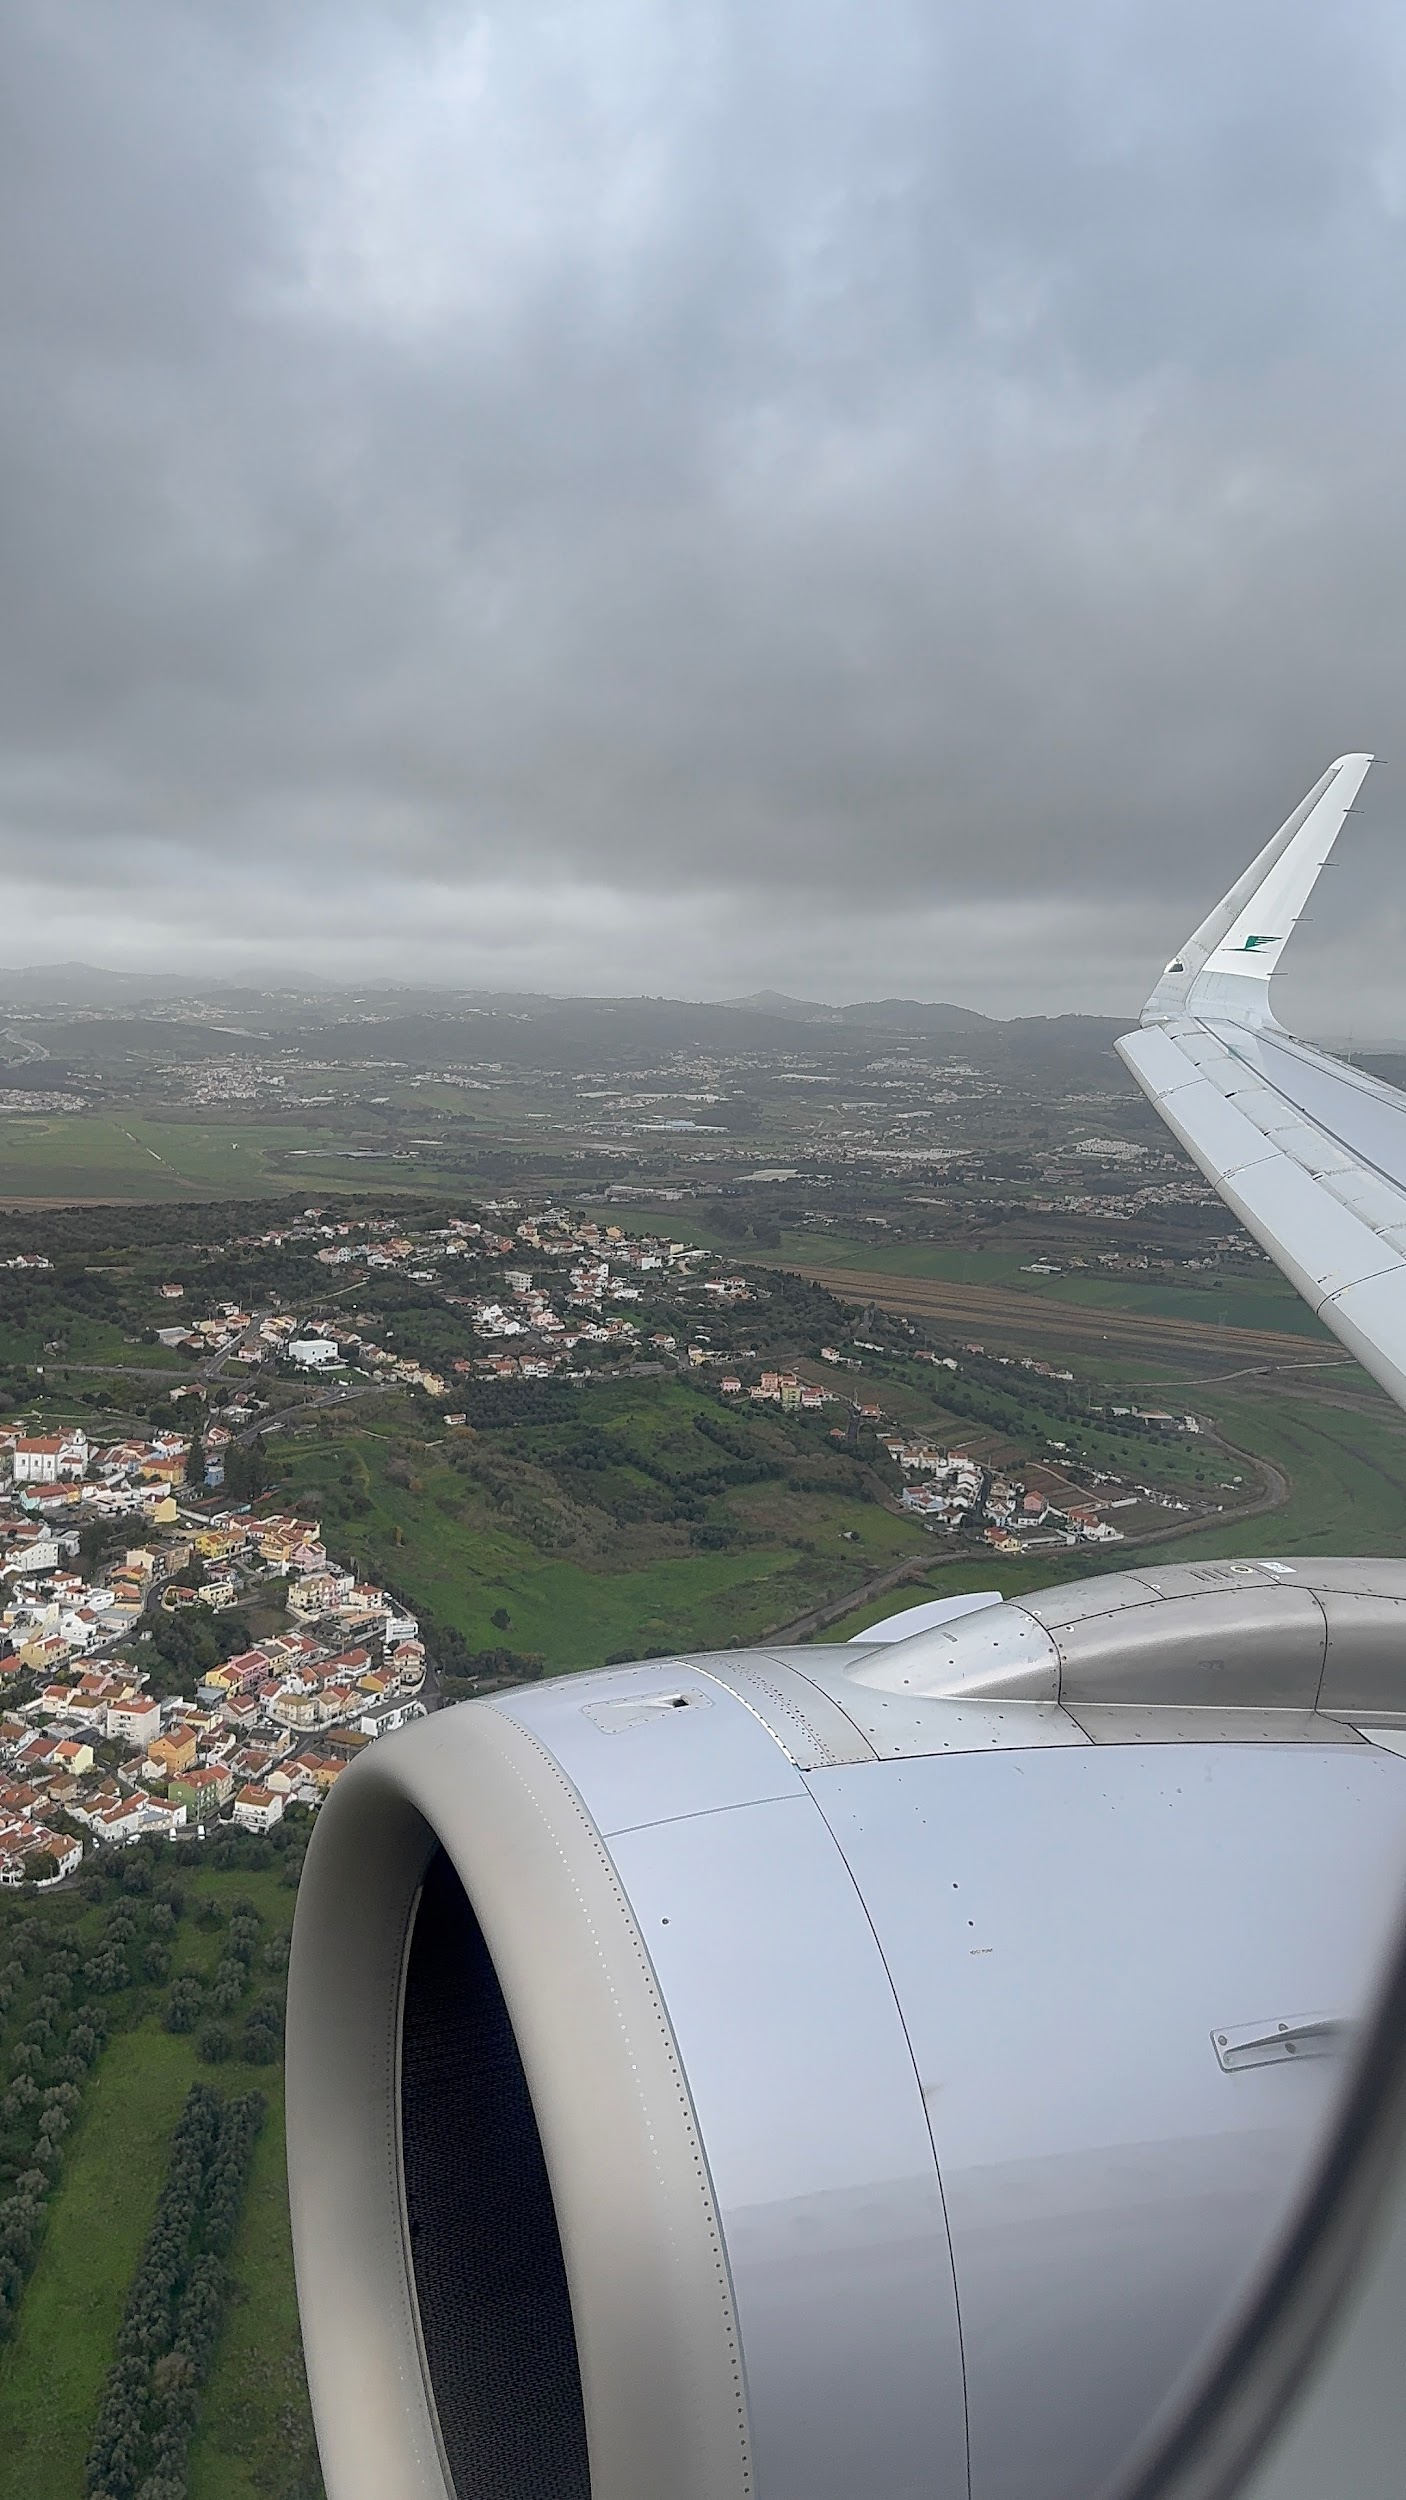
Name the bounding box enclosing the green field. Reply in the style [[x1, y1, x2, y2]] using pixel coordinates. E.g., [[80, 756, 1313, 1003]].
[[275, 1377, 932, 1663], [0, 2026, 204, 2498], [0, 1309, 194, 1371], [0, 1863, 315, 2500], [1155, 1389, 1406, 1562], [816, 1550, 1109, 1638], [0, 1113, 472, 1203], [781, 1232, 1323, 1335]]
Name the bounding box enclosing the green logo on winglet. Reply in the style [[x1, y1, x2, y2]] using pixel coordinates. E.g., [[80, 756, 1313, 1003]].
[[1238, 934, 1279, 952]]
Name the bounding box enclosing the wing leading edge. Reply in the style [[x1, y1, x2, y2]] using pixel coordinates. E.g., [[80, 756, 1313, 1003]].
[[1116, 754, 1406, 1415]]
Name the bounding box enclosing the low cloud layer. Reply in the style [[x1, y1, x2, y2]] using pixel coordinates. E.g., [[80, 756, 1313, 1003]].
[[4, 1, 1406, 1025]]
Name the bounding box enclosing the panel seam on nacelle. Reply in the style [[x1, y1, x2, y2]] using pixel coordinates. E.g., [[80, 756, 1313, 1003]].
[[799, 1772, 976, 2500], [597, 1787, 801, 1840], [687, 1662, 808, 1765]]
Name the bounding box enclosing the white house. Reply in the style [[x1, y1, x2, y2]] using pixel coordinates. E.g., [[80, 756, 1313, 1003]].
[[358, 1697, 427, 1740], [58, 1608, 105, 1653], [0, 1825, 82, 1884], [288, 1338, 342, 1369], [0, 1530, 59, 1574], [106, 1695, 162, 1748], [12, 1431, 88, 1485], [233, 1782, 284, 1831], [138, 1797, 187, 1840]]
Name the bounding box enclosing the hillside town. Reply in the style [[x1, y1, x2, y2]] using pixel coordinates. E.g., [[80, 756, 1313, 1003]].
[[0, 1437, 425, 1885], [0, 1194, 1224, 1885], [0, 1377, 1195, 1888], [118, 1204, 735, 1394]]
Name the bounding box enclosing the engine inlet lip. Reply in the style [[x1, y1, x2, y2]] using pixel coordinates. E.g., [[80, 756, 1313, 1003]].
[[286, 1700, 755, 2500]]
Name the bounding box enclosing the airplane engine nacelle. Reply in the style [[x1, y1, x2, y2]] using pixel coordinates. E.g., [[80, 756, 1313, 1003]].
[[286, 1560, 1406, 2500]]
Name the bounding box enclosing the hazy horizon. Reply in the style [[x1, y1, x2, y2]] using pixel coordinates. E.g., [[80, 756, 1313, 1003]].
[[4, 959, 1406, 1057]]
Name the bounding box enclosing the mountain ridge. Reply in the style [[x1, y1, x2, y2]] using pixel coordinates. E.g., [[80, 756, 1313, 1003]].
[[0, 963, 991, 1029]]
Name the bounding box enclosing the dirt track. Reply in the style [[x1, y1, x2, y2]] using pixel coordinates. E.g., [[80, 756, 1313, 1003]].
[[793, 1263, 1343, 1378]]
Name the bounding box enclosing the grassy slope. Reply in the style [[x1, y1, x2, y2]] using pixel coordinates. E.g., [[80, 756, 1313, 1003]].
[[277, 1385, 933, 1666], [0, 1310, 194, 1369], [1158, 1391, 1406, 1562], [815, 1550, 1103, 1639], [265, 1345, 1253, 1671]]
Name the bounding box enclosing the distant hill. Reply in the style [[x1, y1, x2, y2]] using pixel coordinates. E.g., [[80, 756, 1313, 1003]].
[[837, 996, 991, 1033], [0, 966, 1112, 1056], [0, 967, 989, 1038], [0, 963, 223, 1006], [722, 991, 990, 1032]]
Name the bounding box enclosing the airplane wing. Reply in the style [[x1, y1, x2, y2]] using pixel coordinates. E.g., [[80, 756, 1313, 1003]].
[[1115, 754, 1406, 1412], [1112, 752, 1406, 2500]]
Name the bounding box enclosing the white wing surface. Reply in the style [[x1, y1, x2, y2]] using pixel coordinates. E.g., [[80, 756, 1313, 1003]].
[[1116, 754, 1406, 1413]]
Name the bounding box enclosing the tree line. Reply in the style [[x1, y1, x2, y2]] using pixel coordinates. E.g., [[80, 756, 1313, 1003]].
[[84, 2080, 266, 2500]]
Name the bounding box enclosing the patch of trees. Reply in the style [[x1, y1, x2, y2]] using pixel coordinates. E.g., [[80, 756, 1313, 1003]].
[[703, 1200, 782, 1250], [221, 1434, 273, 1504], [0, 1924, 117, 2342], [416, 1611, 545, 1701], [84, 2082, 267, 2500], [464, 1379, 579, 1429], [520, 1415, 783, 1529], [0, 1190, 463, 1264], [79, 1515, 147, 1576], [0, 1853, 297, 2437], [752, 1266, 862, 1349], [158, 1893, 291, 2061], [131, 1602, 256, 1700]]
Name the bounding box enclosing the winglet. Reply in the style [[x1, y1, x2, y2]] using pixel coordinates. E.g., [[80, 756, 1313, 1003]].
[[1141, 754, 1373, 1029]]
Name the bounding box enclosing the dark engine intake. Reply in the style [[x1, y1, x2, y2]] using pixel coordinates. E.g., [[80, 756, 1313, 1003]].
[[286, 1559, 1406, 2500]]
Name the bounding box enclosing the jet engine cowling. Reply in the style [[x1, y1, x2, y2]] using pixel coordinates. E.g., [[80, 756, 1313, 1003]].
[[286, 1558, 1406, 2500]]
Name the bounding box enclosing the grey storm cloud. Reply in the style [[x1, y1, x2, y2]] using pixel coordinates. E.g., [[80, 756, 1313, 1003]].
[[4, 0, 1406, 1022]]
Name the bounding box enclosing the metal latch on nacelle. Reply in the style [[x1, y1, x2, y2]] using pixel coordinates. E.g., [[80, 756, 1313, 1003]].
[[1212, 2015, 1347, 2073]]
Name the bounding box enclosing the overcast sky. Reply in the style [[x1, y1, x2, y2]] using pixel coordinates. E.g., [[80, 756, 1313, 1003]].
[[4, 0, 1406, 1025]]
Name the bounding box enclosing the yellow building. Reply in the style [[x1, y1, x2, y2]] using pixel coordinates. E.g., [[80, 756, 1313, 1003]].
[[194, 1525, 247, 1562], [146, 1728, 198, 1780]]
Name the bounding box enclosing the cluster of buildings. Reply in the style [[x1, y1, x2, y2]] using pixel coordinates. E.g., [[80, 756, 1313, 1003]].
[[886, 1434, 1127, 1547], [152, 1290, 467, 1403], [416, 1214, 718, 1383], [0, 1426, 429, 1879], [287, 1327, 450, 1397], [152, 1293, 260, 1360], [733, 1370, 831, 1413], [0, 1423, 210, 1541], [196, 1208, 739, 1392]]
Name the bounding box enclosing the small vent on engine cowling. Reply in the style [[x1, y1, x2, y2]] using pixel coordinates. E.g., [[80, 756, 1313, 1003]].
[[400, 1846, 590, 2500]]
